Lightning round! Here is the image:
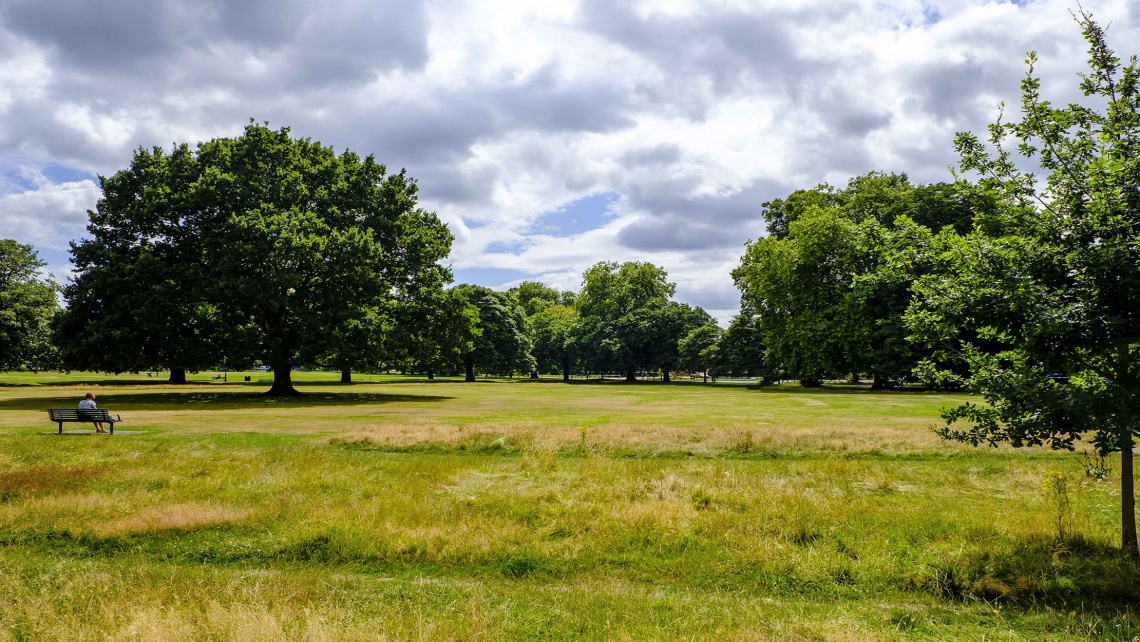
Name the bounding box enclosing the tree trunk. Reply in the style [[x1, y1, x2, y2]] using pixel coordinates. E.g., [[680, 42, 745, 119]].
[[531, 370, 539, 379], [465, 355, 475, 382], [428, 371, 435, 380], [703, 371, 708, 383], [340, 368, 351, 384], [1124, 444, 1138, 557], [662, 369, 671, 383], [562, 361, 570, 382], [168, 367, 187, 385], [267, 361, 301, 396], [625, 367, 637, 382], [870, 373, 885, 390]]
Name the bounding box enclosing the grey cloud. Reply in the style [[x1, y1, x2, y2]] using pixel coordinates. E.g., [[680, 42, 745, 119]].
[[619, 144, 682, 168], [906, 55, 1019, 123], [1, 0, 188, 70], [834, 110, 892, 138], [492, 63, 636, 134], [617, 216, 744, 251], [616, 179, 787, 252], [577, 1, 858, 107], [1, 0, 431, 92]]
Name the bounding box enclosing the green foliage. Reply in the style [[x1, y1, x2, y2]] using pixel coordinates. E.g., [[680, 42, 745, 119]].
[[735, 206, 864, 383], [904, 11, 1140, 554], [509, 280, 574, 316], [713, 309, 769, 379], [575, 261, 709, 380], [529, 304, 580, 379], [737, 173, 992, 386], [58, 122, 453, 394], [0, 240, 58, 371], [394, 287, 479, 376], [678, 323, 722, 380], [455, 285, 535, 379]]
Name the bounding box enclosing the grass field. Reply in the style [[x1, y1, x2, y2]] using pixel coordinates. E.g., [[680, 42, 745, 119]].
[[0, 371, 1137, 641]]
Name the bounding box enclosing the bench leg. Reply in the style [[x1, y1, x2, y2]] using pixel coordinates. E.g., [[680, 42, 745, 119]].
[[109, 423, 114, 435], [58, 422, 62, 434]]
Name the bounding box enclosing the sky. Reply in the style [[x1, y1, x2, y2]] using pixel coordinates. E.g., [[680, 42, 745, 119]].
[[1, 0, 1138, 324]]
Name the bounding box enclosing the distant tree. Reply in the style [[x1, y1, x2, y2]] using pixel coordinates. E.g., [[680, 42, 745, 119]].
[[714, 309, 769, 379], [319, 304, 391, 383], [455, 285, 534, 381], [0, 240, 59, 371], [575, 261, 676, 381], [678, 323, 722, 382], [394, 287, 479, 379], [735, 207, 861, 384], [530, 304, 580, 380], [904, 12, 1140, 555], [648, 302, 716, 382]]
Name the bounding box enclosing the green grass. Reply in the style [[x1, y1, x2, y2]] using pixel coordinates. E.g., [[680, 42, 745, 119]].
[[0, 372, 1136, 640]]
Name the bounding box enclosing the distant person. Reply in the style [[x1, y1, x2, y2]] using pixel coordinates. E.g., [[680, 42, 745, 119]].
[[79, 392, 107, 433]]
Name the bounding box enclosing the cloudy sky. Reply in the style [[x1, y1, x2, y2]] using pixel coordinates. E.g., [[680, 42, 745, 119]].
[[1, 0, 1138, 323]]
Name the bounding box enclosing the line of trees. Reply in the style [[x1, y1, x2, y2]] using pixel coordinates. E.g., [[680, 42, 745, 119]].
[[0, 124, 739, 392]]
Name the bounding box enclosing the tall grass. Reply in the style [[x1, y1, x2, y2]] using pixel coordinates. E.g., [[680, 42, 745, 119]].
[[0, 374, 1136, 640]]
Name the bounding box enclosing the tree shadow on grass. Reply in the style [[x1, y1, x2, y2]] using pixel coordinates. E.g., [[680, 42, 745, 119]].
[[912, 534, 1140, 612], [0, 391, 452, 411]]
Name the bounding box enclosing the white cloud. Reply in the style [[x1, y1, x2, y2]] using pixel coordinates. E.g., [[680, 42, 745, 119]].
[[0, 177, 99, 249]]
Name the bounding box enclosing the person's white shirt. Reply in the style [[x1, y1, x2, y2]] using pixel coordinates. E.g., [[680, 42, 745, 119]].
[[79, 399, 96, 410]]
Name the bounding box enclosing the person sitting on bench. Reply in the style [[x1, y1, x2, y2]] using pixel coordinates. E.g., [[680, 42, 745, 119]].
[[79, 393, 107, 433]]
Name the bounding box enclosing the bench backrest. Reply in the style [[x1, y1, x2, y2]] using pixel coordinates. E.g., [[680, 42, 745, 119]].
[[48, 408, 114, 421]]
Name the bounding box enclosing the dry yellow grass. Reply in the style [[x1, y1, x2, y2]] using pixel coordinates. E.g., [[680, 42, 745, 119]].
[[90, 503, 252, 538]]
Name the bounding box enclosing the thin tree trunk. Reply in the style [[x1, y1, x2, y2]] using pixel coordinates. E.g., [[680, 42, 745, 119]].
[[1124, 443, 1137, 557], [340, 368, 351, 384], [168, 367, 187, 385], [267, 360, 300, 396], [625, 367, 637, 382], [703, 371, 707, 383], [662, 369, 670, 383], [562, 361, 570, 382], [531, 370, 539, 379], [428, 371, 435, 380], [465, 355, 475, 382]]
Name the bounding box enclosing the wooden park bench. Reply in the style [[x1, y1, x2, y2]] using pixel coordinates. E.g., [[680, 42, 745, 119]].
[[47, 408, 122, 434]]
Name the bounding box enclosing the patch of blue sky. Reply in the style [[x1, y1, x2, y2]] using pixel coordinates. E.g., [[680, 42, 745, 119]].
[[39, 164, 97, 185], [922, 3, 942, 25], [449, 266, 533, 289], [533, 191, 618, 237], [484, 240, 526, 254], [877, 1, 942, 29], [0, 160, 96, 192]]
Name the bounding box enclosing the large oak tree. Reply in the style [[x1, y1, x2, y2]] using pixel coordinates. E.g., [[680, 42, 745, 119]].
[[60, 123, 452, 394]]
